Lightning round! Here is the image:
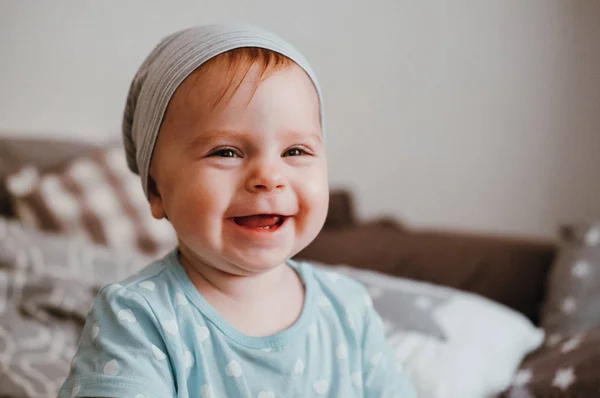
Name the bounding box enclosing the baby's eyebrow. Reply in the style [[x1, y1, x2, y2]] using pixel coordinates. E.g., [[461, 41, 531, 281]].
[[185, 130, 248, 149], [186, 129, 322, 149], [286, 130, 323, 143]]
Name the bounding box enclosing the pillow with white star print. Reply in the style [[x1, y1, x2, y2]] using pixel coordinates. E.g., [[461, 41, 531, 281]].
[[503, 326, 600, 397], [541, 220, 600, 334]]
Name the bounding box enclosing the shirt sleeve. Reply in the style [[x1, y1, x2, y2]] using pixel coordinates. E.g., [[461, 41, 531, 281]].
[[58, 284, 175, 398], [361, 300, 418, 398]]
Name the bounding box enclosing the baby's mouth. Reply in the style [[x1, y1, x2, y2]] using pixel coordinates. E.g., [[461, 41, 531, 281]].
[[232, 214, 287, 230]]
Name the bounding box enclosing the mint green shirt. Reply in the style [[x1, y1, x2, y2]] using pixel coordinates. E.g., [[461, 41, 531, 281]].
[[60, 249, 416, 397]]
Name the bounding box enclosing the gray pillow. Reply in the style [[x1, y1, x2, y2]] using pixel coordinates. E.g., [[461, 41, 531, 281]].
[[541, 220, 600, 335], [0, 217, 147, 397]]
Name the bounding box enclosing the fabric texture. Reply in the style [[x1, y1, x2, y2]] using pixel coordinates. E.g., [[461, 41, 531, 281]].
[[0, 217, 148, 398], [541, 220, 600, 334], [122, 24, 325, 196], [502, 327, 600, 397], [5, 146, 177, 256], [59, 249, 416, 398], [330, 265, 545, 398]]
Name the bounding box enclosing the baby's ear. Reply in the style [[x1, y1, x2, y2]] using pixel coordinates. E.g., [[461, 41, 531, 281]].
[[147, 176, 166, 220]]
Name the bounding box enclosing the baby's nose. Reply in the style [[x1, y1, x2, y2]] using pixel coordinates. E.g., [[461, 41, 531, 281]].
[[246, 163, 286, 193]]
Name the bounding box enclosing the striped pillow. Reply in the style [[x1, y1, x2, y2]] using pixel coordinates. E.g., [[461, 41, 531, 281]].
[[6, 146, 177, 257]]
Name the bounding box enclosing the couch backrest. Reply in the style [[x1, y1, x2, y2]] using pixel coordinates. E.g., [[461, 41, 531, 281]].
[[299, 226, 557, 324]]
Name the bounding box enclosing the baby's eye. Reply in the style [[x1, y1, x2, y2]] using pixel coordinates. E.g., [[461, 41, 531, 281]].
[[210, 148, 240, 158], [283, 147, 308, 157]]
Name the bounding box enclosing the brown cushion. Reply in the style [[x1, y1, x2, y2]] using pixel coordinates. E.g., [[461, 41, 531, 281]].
[[541, 221, 600, 334], [501, 328, 600, 397], [298, 227, 556, 323], [0, 137, 103, 217], [6, 146, 177, 256]]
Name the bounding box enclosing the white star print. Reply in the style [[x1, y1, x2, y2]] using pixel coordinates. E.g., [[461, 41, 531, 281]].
[[571, 260, 591, 278], [561, 335, 583, 353], [552, 367, 575, 391], [584, 227, 600, 246], [561, 297, 577, 314]]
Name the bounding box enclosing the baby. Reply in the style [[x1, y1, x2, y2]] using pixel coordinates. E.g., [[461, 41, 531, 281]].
[[60, 24, 416, 397]]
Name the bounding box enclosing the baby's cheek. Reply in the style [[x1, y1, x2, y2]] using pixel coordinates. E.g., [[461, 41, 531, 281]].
[[167, 189, 209, 229], [297, 185, 329, 237], [307, 177, 330, 220]]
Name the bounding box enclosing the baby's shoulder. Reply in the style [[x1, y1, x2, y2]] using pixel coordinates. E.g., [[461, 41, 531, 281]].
[[94, 257, 180, 316], [294, 260, 372, 309]]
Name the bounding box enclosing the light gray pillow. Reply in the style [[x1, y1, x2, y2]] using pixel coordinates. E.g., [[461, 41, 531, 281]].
[[323, 263, 544, 398]]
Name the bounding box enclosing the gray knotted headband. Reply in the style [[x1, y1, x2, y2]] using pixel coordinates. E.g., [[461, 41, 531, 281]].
[[122, 24, 324, 197]]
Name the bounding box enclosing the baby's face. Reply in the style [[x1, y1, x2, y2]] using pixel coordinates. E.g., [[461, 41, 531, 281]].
[[149, 63, 328, 275]]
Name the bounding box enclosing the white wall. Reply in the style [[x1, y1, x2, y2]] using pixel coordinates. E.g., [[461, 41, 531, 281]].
[[1, 0, 599, 239]]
